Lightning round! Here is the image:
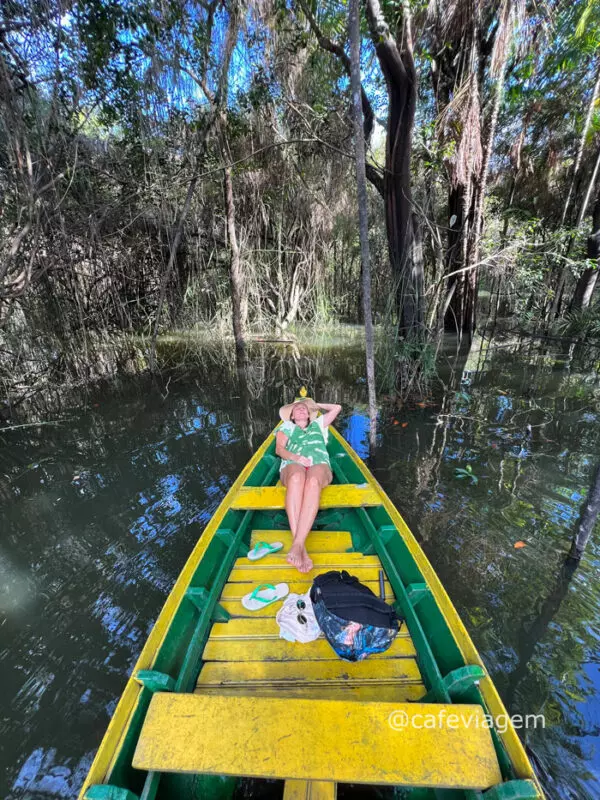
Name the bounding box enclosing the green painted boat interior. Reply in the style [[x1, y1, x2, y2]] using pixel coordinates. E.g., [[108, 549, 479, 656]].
[[86, 433, 538, 800]]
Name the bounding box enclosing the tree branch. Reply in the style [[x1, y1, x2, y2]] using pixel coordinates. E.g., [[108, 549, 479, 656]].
[[364, 0, 410, 88], [295, 0, 383, 197]]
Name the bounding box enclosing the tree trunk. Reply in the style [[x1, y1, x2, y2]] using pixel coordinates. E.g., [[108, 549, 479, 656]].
[[365, 0, 423, 339], [350, 0, 377, 449], [571, 268, 598, 311], [223, 162, 246, 365], [296, 0, 383, 197], [561, 60, 600, 226], [572, 192, 600, 311], [149, 175, 198, 372], [357, 255, 364, 325], [552, 144, 600, 320], [444, 185, 474, 334], [569, 462, 600, 560], [463, 43, 509, 335], [298, 0, 422, 340], [575, 143, 600, 228]]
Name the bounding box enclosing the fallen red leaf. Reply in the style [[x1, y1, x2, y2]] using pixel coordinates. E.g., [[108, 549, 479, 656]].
[[393, 420, 399, 425], [401, 422, 408, 428], [513, 541, 527, 549]]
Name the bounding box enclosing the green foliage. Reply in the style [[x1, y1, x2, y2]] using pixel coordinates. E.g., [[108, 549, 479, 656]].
[[556, 309, 600, 339]]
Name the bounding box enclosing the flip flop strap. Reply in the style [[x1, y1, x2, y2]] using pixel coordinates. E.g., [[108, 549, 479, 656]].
[[251, 541, 280, 554], [250, 583, 277, 602]]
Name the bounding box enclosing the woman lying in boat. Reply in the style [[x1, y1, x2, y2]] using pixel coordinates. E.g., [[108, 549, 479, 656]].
[[275, 398, 342, 573]]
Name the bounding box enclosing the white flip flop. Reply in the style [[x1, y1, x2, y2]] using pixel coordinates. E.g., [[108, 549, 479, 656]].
[[242, 583, 289, 611], [247, 541, 284, 561]]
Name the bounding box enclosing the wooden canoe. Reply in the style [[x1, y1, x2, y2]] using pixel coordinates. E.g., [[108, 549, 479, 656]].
[[80, 411, 544, 800]]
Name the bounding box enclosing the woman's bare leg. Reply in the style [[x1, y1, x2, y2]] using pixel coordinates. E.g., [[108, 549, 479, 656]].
[[288, 464, 333, 573], [281, 464, 306, 568]]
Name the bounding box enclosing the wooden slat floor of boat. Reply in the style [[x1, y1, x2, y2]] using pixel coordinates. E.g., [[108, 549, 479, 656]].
[[231, 484, 381, 510], [196, 657, 425, 700], [208, 617, 410, 640], [233, 552, 380, 570], [228, 560, 386, 585], [197, 684, 426, 701], [250, 529, 354, 552], [202, 635, 416, 661], [219, 580, 394, 617], [220, 577, 393, 596], [198, 658, 422, 685], [198, 529, 425, 713], [283, 780, 336, 800]]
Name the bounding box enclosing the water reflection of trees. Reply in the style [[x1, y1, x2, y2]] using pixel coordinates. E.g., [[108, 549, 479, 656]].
[[372, 335, 600, 799], [3, 339, 374, 797]]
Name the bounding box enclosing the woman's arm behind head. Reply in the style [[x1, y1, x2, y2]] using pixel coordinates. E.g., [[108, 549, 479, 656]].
[[317, 403, 342, 428]]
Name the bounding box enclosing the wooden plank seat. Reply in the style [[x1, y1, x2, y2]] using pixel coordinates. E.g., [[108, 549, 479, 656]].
[[231, 484, 381, 510], [132, 694, 503, 789]]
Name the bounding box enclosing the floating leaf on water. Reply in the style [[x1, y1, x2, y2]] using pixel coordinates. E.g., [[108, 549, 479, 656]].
[[393, 420, 399, 426], [514, 541, 527, 549], [401, 422, 408, 428], [455, 466, 478, 485]]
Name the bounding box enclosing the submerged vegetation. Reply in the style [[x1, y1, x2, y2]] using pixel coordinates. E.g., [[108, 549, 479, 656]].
[[1, 0, 600, 414]]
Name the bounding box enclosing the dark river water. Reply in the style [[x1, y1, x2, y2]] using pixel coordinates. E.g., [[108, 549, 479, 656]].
[[2, 330, 600, 799]]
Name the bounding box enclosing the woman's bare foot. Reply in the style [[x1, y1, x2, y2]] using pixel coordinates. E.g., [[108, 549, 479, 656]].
[[287, 542, 304, 569], [299, 549, 313, 573], [287, 542, 313, 573]]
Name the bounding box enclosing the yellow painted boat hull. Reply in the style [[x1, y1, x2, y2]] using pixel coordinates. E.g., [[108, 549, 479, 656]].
[[80, 422, 544, 800]]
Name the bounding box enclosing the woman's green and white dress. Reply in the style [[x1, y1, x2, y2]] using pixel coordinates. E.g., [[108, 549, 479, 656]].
[[278, 417, 331, 473]]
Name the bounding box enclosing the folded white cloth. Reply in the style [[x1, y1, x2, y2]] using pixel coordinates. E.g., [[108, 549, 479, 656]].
[[276, 592, 321, 643]]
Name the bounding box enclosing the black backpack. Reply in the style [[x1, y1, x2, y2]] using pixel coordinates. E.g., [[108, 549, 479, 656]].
[[310, 570, 402, 661]]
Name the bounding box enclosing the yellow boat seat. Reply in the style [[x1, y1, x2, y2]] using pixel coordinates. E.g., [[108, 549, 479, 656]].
[[231, 484, 381, 510], [132, 693, 502, 789]]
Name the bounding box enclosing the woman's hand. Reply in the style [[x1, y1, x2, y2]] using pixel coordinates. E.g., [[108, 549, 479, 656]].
[[316, 402, 342, 428], [297, 455, 313, 467]]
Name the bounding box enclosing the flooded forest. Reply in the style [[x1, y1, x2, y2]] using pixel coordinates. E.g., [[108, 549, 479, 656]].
[[2, 1, 600, 799]]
